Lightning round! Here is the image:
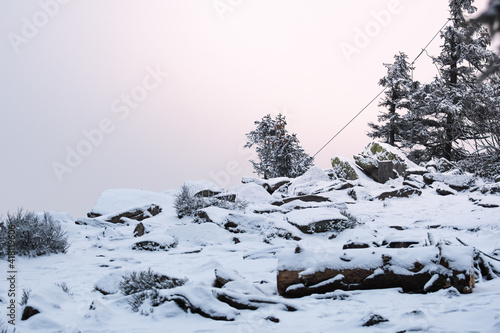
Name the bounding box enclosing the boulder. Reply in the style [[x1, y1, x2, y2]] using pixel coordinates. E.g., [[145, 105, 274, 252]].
[[287, 167, 332, 196], [95, 272, 124, 295], [436, 184, 457, 196], [376, 186, 422, 200], [353, 142, 415, 183], [183, 180, 224, 198], [342, 242, 371, 249], [133, 222, 145, 237], [273, 195, 331, 206], [330, 157, 359, 180], [423, 171, 475, 191], [101, 204, 162, 224], [22, 306, 40, 321], [480, 183, 500, 195], [285, 208, 351, 234], [425, 158, 456, 173], [362, 314, 389, 327], [132, 235, 178, 251], [214, 268, 243, 288], [87, 189, 169, 218]]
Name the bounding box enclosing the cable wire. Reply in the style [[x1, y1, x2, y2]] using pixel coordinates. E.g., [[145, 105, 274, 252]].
[[312, 19, 452, 158]]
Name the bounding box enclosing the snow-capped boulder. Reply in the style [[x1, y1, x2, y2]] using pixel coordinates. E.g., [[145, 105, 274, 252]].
[[436, 183, 457, 196], [228, 183, 274, 206], [182, 180, 224, 197], [99, 204, 162, 224], [330, 156, 359, 180], [376, 186, 422, 200], [424, 157, 456, 173], [132, 234, 178, 251], [95, 271, 125, 295], [353, 142, 422, 183], [285, 208, 351, 234], [87, 189, 170, 218], [287, 167, 332, 196], [423, 170, 475, 191]]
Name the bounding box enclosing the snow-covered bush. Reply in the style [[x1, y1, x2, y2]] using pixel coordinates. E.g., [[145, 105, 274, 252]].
[[337, 210, 360, 232], [174, 184, 247, 218], [458, 156, 500, 180], [119, 268, 187, 313], [0, 209, 69, 257]]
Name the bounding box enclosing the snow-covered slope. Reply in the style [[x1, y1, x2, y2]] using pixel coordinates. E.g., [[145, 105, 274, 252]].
[[2, 167, 500, 333]]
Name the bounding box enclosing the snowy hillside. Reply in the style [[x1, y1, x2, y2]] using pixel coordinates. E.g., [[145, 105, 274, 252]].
[[2, 153, 500, 332]]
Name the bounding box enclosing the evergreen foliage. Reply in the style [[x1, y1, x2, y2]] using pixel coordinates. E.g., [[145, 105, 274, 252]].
[[173, 184, 247, 218], [377, 0, 500, 164], [119, 268, 186, 313], [368, 52, 418, 147], [0, 209, 69, 257], [244, 114, 314, 179]]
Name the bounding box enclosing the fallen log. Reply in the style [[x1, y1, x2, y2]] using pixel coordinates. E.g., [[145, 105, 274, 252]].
[[277, 245, 474, 298]]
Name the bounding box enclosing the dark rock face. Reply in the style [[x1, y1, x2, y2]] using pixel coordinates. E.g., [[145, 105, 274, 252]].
[[273, 195, 330, 206], [362, 314, 389, 327], [132, 238, 177, 251], [103, 204, 162, 224], [22, 306, 40, 321], [376, 187, 422, 200], [133, 222, 145, 237], [343, 242, 371, 249]]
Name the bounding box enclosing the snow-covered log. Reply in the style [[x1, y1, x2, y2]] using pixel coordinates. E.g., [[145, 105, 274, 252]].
[[277, 245, 474, 298]]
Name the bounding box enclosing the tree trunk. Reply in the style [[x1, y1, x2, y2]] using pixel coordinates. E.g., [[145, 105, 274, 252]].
[[444, 31, 459, 161]]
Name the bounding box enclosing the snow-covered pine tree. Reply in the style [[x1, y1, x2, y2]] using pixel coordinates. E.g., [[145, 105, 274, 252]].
[[244, 114, 313, 179], [405, 0, 497, 162], [368, 52, 418, 147]]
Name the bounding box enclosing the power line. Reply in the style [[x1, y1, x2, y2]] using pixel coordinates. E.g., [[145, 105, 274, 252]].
[[312, 19, 451, 159]]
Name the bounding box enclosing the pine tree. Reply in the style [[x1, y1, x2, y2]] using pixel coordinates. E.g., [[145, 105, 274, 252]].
[[368, 52, 418, 147], [244, 114, 314, 179], [405, 0, 497, 162]]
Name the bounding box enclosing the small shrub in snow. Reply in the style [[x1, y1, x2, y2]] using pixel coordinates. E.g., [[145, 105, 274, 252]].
[[336, 210, 360, 232], [19, 289, 31, 307], [120, 268, 186, 313], [120, 268, 186, 295], [458, 156, 500, 180], [174, 184, 247, 218], [0, 320, 16, 333], [56, 282, 72, 296], [0, 209, 69, 258], [174, 184, 206, 218]]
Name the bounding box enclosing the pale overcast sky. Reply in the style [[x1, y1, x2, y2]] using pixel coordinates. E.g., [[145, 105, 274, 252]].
[[0, 0, 489, 217]]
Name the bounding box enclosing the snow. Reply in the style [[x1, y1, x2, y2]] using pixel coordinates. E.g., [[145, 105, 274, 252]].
[[88, 189, 171, 216], [227, 182, 274, 205], [181, 180, 223, 195], [3, 168, 500, 333]]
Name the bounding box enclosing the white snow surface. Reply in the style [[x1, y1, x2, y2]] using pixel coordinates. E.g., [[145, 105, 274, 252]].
[[2, 171, 500, 333]]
